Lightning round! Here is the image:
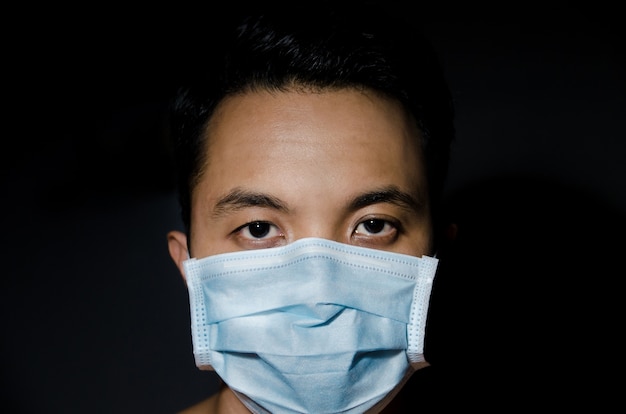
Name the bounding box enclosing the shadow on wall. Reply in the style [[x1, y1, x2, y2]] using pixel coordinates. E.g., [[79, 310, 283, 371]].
[[420, 173, 624, 410]]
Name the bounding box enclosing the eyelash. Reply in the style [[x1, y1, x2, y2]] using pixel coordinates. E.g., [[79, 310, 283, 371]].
[[352, 217, 401, 247], [235, 221, 282, 239]]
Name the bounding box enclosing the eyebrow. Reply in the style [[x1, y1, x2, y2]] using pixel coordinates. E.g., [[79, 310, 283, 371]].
[[212, 187, 289, 218], [211, 185, 425, 219], [348, 185, 425, 213]]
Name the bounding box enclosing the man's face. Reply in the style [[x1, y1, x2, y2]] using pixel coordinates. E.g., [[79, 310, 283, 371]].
[[182, 88, 432, 260]]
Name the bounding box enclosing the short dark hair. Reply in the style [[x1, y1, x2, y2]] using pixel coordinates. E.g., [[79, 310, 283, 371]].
[[169, 1, 455, 246]]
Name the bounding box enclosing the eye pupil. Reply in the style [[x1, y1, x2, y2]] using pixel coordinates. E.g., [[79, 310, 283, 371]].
[[249, 222, 270, 238], [363, 219, 385, 234]]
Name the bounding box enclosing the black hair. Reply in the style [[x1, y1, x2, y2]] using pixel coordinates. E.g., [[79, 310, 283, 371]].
[[169, 1, 455, 248]]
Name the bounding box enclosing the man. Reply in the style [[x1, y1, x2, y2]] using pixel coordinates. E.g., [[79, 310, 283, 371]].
[[166, 2, 454, 412]]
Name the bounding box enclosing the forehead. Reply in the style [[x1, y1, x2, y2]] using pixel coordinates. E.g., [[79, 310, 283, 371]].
[[195, 88, 426, 202]]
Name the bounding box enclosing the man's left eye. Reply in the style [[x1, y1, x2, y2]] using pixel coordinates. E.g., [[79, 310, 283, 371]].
[[354, 219, 395, 236]]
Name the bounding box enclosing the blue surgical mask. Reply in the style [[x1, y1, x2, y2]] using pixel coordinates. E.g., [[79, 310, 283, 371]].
[[183, 237, 438, 414]]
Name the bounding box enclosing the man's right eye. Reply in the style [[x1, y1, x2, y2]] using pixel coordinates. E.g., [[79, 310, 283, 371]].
[[235, 221, 283, 240]]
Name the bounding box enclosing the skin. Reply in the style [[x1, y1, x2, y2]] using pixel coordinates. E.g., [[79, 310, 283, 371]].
[[168, 87, 434, 413]]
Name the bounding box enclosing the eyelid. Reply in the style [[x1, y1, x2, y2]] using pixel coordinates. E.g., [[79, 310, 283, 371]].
[[351, 215, 402, 248], [231, 220, 269, 235], [232, 220, 280, 236], [355, 218, 397, 234], [356, 214, 402, 231], [231, 220, 286, 249]]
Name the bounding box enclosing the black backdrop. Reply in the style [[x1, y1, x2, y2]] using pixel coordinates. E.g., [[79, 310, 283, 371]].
[[2, 3, 624, 412]]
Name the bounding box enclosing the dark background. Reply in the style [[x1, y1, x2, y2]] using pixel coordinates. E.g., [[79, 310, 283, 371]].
[[2, 2, 624, 412]]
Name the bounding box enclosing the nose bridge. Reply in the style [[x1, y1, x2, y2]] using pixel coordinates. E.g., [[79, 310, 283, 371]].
[[290, 208, 348, 244], [292, 225, 346, 244]]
